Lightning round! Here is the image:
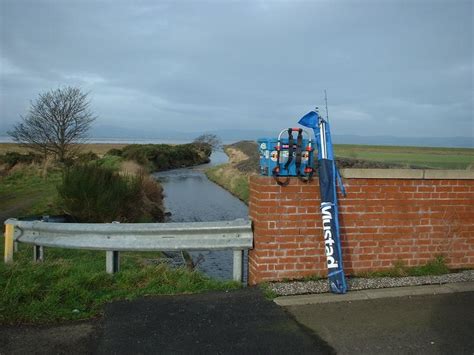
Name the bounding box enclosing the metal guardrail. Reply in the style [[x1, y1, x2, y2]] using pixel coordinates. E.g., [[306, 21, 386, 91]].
[[3, 218, 253, 282]]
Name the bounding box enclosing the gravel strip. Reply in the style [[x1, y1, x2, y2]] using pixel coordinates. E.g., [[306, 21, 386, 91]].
[[269, 270, 474, 296]]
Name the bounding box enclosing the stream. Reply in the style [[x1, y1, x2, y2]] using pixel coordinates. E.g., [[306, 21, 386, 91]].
[[153, 151, 249, 282]]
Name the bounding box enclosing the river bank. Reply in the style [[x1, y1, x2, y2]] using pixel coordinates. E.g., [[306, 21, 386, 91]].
[[0, 148, 242, 324], [0, 142, 214, 223], [205, 142, 258, 204]]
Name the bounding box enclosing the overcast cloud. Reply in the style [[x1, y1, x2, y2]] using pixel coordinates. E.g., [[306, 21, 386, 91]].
[[0, 0, 472, 139]]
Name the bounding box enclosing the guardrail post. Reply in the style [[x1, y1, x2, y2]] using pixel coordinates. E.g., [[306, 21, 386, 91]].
[[34, 246, 44, 262], [106, 251, 120, 274], [233, 249, 243, 282], [4, 224, 14, 264]]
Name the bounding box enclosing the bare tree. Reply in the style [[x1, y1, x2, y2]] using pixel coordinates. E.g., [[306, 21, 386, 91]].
[[8, 86, 96, 162], [193, 133, 222, 151]]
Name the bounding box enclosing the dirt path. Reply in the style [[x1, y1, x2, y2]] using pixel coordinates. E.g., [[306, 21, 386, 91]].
[[0, 191, 44, 224]]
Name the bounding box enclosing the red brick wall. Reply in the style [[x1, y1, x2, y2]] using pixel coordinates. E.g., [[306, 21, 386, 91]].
[[248, 174, 474, 285]]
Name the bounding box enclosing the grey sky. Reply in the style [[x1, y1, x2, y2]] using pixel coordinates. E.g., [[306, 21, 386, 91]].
[[0, 0, 472, 138]]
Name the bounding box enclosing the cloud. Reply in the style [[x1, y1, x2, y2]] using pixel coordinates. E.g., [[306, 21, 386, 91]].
[[0, 56, 23, 75], [0, 0, 472, 138]]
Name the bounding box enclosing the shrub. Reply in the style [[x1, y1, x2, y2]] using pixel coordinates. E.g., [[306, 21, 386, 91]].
[[139, 174, 165, 222], [106, 148, 123, 157], [0, 151, 43, 168], [75, 151, 99, 164], [120, 143, 211, 171], [58, 164, 146, 222], [98, 155, 123, 170]]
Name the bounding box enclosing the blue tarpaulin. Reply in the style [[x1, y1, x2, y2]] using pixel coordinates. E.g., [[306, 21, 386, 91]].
[[299, 110, 347, 294]]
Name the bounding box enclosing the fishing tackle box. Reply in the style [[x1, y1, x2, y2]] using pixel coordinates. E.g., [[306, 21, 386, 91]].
[[258, 128, 314, 181]]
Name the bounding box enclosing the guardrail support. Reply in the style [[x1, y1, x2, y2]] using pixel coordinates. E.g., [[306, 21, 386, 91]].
[[233, 249, 243, 282], [4, 224, 14, 264], [4, 219, 253, 280], [106, 251, 120, 274], [34, 246, 44, 262]]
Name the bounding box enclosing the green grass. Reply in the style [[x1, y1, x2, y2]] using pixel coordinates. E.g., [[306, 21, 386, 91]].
[[355, 256, 450, 278], [0, 168, 62, 220], [0, 243, 240, 324], [259, 283, 278, 300], [98, 155, 123, 170], [334, 144, 474, 169], [206, 165, 250, 204]]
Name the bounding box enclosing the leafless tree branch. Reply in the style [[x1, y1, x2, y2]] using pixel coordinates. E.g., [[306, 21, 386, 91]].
[[8, 86, 96, 162]]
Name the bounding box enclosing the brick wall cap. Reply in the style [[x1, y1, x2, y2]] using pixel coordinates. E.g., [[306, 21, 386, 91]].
[[340, 168, 474, 180], [423, 170, 474, 180]]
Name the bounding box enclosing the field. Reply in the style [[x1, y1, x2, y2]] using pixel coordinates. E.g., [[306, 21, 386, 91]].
[[334, 144, 473, 170]]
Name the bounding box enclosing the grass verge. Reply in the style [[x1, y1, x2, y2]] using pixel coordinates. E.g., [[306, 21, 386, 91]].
[[0, 243, 240, 324]]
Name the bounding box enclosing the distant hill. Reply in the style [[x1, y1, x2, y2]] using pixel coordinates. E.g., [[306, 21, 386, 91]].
[[1, 124, 472, 148], [90, 125, 472, 148]]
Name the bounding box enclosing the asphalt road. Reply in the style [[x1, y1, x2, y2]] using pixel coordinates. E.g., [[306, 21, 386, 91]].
[[2, 289, 472, 354], [285, 291, 474, 354], [96, 289, 333, 354]]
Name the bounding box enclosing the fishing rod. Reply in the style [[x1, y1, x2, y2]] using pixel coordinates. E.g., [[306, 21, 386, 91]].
[[299, 93, 348, 294], [324, 89, 330, 124]]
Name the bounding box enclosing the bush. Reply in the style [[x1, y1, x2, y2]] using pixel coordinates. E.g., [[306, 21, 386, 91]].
[[57, 164, 162, 222], [106, 148, 123, 157], [98, 155, 123, 170], [120, 143, 211, 171], [75, 151, 99, 164], [0, 151, 43, 168]]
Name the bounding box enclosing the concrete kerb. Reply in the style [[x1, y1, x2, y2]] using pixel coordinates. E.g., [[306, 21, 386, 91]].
[[274, 281, 474, 306]]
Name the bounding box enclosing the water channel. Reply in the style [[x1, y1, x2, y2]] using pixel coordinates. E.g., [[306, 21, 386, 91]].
[[153, 151, 249, 282]]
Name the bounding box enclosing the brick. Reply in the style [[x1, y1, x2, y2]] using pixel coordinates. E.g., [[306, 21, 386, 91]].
[[248, 176, 474, 284]]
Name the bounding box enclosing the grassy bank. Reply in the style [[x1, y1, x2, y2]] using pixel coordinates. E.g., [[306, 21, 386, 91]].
[[205, 142, 257, 204], [206, 164, 250, 203], [0, 243, 240, 324]]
